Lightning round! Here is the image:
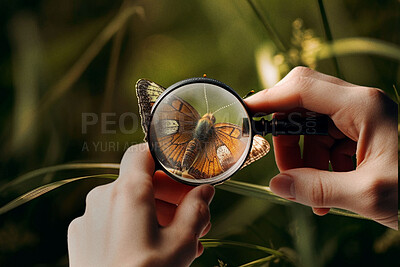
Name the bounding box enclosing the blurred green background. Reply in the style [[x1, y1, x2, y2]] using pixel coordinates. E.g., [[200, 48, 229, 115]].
[[0, 0, 399, 266]]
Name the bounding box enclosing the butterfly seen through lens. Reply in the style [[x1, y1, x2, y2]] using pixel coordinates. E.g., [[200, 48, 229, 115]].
[[136, 79, 270, 179]]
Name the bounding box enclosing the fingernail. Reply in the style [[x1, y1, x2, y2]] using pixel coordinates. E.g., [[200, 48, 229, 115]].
[[201, 185, 215, 204], [270, 174, 295, 199]]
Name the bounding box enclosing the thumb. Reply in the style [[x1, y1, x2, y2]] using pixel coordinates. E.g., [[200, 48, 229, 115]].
[[270, 168, 359, 209]]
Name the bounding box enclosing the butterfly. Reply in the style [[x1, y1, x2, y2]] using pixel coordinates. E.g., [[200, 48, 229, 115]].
[[136, 79, 270, 179]]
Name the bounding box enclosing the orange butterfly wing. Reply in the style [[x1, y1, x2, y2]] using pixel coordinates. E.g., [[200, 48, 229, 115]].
[[150, 95, 201, 170], [188, 123, 246, 179]]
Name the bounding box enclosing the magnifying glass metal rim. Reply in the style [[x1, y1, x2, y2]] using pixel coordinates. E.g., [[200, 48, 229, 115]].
[[147, 77, 254, 186]]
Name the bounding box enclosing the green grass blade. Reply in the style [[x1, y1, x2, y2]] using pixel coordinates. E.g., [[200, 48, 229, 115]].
[[4, 163, 398, 221], [0, 163, 120, 193], [317, 38, 400, 61], [200, 238, 284, 258], [0, 174, 117, 215], [239, 255, 276, 267], [40, 6, 143, 112], [16, 5, 144, 142], [219, 180, 289, 205], [317, 0, 342, 78], [246, 0, 288, 53], [102, 0, 129, 111], [393, 85, 400, 104], [219, 179, 384, 220]]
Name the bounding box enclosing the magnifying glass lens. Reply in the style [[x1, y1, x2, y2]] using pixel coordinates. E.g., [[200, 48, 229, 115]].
[[148, 82, 252, 185]]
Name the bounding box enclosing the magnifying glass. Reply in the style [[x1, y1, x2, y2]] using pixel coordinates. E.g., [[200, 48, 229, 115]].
[[136, 77, 328, 186]]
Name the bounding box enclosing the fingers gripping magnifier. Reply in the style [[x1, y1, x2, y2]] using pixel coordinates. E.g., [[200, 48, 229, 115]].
[[136, 77, 328, 186]]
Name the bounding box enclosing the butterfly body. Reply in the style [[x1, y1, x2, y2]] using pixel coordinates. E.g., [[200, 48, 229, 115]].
[[181, 139, 200, 173], [193, 113, 216, 142], [179, 113, 221, 178]]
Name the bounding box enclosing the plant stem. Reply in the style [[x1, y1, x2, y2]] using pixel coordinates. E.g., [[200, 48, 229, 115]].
[[40, 5, 143, 112], [317, 0, 343, 78], [0, 163, 120, 193], [200, 239, 285, 258], [246, 0, 288, 53], [15, 4, 144, 144], [239, 255, 276, 267], [102, 0, 130, 112], [0, 174, 117, 215], [317, 37, 400, 62], [219, 179, 372, 220], [5, 163, 399, 221]]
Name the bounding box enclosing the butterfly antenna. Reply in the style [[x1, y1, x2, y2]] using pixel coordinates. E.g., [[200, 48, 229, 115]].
[[212, 102, 236, 116], [204, 83, 209, 113], [243, 90, 255, 99]]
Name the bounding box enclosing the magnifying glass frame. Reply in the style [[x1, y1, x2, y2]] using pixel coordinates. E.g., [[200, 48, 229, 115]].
[[147, 77, 254, 186]]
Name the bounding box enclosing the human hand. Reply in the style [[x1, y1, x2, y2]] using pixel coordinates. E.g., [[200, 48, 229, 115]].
[[245, 67, 398, 229], [67, 143, 214, 266]]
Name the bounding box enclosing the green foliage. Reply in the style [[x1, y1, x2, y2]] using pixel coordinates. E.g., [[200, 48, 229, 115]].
[[0, 0, 399, 266], [0, 174, 117, 215]]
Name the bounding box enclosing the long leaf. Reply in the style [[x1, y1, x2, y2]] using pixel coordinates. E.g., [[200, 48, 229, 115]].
[[0, 174, 117, 215], [102, 0, 130, 111], [219, 180, 288, 205], [393, 85, 400, 104], [0, 163, 120, 193], [317, 37, 400, 61], [16, 5, 144, 142], [239, 255, 276, 267], [40, 6, 143, 111], [200, 239, 284, 258], [4, 163, 397, 220], [317, 0, 342, 78], [220, 180, 376, 220], [246, 0, 288, 53]]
